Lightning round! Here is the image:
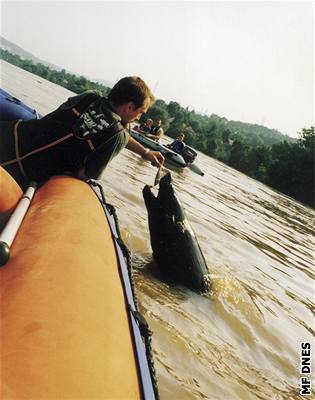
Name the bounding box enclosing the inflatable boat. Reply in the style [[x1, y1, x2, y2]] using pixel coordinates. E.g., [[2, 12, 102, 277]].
[[0, 167, 158, 399], [0, 88, 41, 121], [130, 129, 187, 169], [131, 127, 205, 176]]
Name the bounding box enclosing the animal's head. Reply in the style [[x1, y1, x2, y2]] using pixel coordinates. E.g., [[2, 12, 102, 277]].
[[157, 172, 175, 201], [143, 172, 174, 209], [143, 172, 183, 220]]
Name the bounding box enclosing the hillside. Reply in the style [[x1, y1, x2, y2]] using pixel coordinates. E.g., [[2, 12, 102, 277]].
[[0, 36, 113, 87], [208, 114, 294, 147], [227, 120, 294, 146], [0, 36, 62, 72]]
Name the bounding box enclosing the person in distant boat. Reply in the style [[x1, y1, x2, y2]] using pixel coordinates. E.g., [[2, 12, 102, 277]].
[[149, 119, 164, 142], [169, 133, 185, 153], [136, 118, 153, 134], [0, 76, 164, 189]]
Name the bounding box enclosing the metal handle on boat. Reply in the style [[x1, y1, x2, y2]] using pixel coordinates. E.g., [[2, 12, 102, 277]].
[[0, 182, 37, 266]]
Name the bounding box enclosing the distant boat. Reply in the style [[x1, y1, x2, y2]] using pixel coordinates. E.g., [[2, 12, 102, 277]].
[[130, 126, 205, 176], [130, 128, 186, 169]]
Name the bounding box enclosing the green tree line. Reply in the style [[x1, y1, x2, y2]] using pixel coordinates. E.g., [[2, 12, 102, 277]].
[[0, 49, 109, 95], [1, 49, 313, 208], [146, 99, 313, 208]]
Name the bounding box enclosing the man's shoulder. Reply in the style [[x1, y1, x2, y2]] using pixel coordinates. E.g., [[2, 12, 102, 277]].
[[60, 90, 103, 110]]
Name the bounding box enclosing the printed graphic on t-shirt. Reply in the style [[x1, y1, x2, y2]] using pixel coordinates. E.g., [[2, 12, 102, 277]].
[[73, 105, 112, 139]]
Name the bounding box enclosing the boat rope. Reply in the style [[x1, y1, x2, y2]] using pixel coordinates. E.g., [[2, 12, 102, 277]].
[[88, 180, 159, 400], [129, 305, 159, 400], [103, 202, 137, 304]]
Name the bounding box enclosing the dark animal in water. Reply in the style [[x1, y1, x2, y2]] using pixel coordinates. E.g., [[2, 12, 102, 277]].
[[143, 172, 210, 292]]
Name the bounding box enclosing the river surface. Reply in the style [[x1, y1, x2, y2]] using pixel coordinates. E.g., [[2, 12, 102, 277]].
[[1, 60, 314, 400]]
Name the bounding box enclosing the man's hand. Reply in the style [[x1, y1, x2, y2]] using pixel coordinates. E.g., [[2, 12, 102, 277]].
[[144, 150, 165, 168], [126, 136, 164, 167]]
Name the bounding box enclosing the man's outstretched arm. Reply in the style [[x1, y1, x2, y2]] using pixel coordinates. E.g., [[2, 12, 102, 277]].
[[125, 136, 164, 168]]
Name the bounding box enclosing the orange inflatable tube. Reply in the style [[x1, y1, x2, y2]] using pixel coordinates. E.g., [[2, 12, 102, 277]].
[[0, 167, 22, 229], [0, 175, 141, 399]]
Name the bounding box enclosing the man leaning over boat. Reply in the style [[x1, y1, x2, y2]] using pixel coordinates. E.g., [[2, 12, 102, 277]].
[[0, 76, 164, 189]]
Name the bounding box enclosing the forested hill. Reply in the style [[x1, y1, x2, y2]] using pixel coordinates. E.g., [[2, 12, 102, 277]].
[[0, 48, 313, 208], [0, 36, 62, 72], [145, 99, 313, 208], [144, 98, 295, 158], [226, 119, 294, 146], [0, 36, 113, 88]]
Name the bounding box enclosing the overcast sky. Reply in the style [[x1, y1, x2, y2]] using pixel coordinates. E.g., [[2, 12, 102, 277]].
[[1, 1, 313, 137]]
